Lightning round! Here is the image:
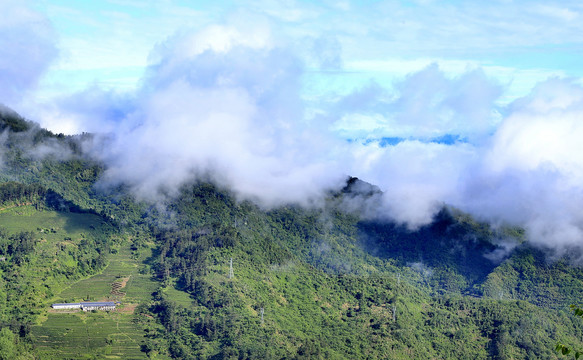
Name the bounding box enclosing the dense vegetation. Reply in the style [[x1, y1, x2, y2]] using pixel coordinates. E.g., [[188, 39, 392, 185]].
[[1, 108, 583, 358]]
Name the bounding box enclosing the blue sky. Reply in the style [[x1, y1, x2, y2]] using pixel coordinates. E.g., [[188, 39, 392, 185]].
[[8, 0, 576, 143], [24, 0, 583, 113], [3, 0, 583, 252]]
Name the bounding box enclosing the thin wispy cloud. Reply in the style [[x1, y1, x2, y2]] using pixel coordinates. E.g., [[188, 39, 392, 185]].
[[330, 64, 502, 140]]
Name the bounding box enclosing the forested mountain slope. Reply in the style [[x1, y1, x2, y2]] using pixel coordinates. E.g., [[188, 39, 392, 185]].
[[0, 109, 582, 359]]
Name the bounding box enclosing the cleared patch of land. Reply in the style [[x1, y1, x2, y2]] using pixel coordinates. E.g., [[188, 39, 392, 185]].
[[162, 286, 194, 308], [0, 206, 104, 237]]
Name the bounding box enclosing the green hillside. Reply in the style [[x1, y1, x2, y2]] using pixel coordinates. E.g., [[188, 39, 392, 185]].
[[0, 110, 582, 359], [31, 243, 167, 359]]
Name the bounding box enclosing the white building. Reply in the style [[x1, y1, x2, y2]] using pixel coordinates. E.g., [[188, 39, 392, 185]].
[[51, 301, 116, 311], [81, 302, 116, 311], [51, 303, 81, 310]]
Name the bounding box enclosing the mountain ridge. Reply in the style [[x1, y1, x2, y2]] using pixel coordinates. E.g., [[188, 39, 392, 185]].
[[0, 108, 581, 359]]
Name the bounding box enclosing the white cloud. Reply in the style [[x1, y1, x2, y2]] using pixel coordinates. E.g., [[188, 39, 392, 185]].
[[330, 64, 502, 140], [337, 76, 583, 256], [486, 79, 583, 176], [24, 86, 134, 135], [0, 1, 57, 106], [20, 4, 583, 257], [82, 23, 346, 207], [466, 79, 583, 253], [348, 140, 478, 228]]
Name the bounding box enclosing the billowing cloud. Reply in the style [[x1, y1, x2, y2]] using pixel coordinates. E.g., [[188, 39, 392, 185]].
[[0, 1, 57, 106], [462, 79, 583, 255], [27, 15, 583, 256], [348, 140, 478, 228], [349, 77, 583, 257], [83, 23, 346, 206]]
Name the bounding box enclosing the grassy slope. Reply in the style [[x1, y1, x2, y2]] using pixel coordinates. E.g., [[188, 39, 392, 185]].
[[0, 206, 112, 319], [0, 205, 162, 359], [31, 243, 166, 359]]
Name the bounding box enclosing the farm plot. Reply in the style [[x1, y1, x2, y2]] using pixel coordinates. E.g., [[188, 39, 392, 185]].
[[33, 312, 147, 359], [57, 245, 154, 303], [32, 243, 165, 359]]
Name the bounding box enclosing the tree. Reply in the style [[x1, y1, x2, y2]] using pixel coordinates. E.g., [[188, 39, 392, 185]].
[[556, 305, 583, 358], [0, 327, 15, 360]]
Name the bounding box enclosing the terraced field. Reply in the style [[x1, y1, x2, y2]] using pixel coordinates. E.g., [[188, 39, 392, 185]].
[[33, 312, 147, 359], [57, 244, 158, 303], [31, 244, 166, 359], [0, 206, 174, 358]]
